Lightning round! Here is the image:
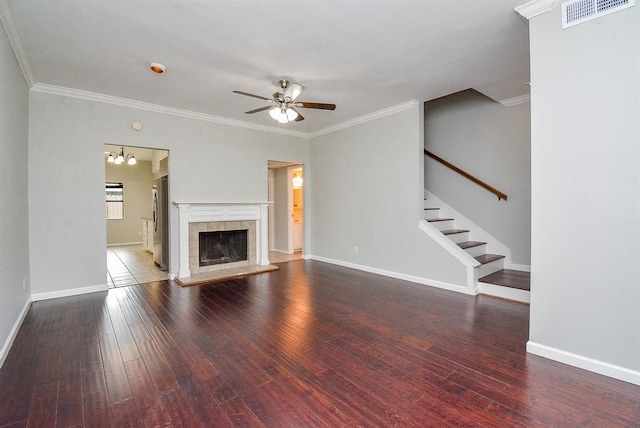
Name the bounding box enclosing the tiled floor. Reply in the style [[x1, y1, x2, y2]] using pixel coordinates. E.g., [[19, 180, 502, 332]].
[[269, 250, 303, 263], [106, 244, 169, 288], [107, 245, 302, 289]]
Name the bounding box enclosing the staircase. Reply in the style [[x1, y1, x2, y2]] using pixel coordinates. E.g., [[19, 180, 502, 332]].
[[424, 205, 530, 303]]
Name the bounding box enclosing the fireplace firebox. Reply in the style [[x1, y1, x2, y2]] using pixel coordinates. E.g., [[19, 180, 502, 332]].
[[199, 230, 248, 267]]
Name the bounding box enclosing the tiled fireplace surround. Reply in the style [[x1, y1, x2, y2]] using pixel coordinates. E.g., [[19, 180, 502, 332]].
[[174, 202, 270, 279]]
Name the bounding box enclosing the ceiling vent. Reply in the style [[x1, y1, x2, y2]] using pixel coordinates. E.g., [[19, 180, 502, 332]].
[[562, 0, 634, 28]]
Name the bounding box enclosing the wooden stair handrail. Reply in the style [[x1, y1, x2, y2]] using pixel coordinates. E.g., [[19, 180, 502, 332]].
[[424, 149, 508, 201]]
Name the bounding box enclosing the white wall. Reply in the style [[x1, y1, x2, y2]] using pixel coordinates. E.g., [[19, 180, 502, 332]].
[[309, 102, 468, 289], [528, 4, 640, 384], [424, 89, 531, 265], [28, 91, 309, 296], [0, 19, 31, 363], [105, 160, 154, 245]]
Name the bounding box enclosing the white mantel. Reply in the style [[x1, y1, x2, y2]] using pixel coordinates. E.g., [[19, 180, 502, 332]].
[[173, 202, 270, 279]]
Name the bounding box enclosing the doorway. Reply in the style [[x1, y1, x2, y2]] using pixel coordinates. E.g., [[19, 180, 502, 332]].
[[267, 160, 304, 263], [104, 144, 170, 287]]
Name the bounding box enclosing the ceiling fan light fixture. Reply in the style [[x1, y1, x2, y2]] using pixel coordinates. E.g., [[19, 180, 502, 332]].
[[285, 82, 305, 101], [234, 80, 336, 124], [269, 107, 281, 121], [285, 108, 298, 121], [269, 106, 295, 123]]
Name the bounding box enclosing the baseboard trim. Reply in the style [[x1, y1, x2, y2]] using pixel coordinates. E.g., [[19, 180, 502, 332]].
[[510, 263, 531, 272], [31, 283, 109, 302], [527, 341, 640, 386], [270, 249, 292, 255], [309, 255, 474, 295], [0, 297, 32, 369], [107, 241, 142, 247]]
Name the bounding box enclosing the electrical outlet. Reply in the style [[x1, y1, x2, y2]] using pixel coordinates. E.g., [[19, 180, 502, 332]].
[[354, 246, 359, 255], [22, 278, 26, 291]]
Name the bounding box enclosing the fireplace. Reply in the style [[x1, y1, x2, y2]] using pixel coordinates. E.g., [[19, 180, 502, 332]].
[[188, 220, 258, 276], [199, 229, 248, 267], [174, 202, 270, 279]]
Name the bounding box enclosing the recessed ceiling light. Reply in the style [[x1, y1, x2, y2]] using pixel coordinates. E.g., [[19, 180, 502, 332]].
[[150, 63, 165, 74]]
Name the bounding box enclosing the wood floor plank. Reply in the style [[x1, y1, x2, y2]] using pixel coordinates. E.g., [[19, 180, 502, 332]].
[[81, 360, 107, 396], [210, 346, 273, 398], [26, 381, 59, 428], [77, 293, 99, 336], [0, 392, 32, 427], [218, 396, 265, 427], [123, 358, 172, 428], [93, 293, 133, 405], [1, 261, 639, 427], [315, 368, 417, 427], [114, 288, 153, 344], [172, 377, 234, 428], [256, 379, 327, 427], [83, 389, 113, 428], [56, 376, 84, 428], [312, 338, 426, 404], [137, 339, 180, 395], [260, 362, 352, 427], [159, 390, 207, 428], [105, 292, 141, 363], [110, 397, 143, 428], [97, 330, 132, 405]]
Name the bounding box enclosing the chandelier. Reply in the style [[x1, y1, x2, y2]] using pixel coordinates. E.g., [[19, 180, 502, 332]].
[[106, 147, 136, 165]]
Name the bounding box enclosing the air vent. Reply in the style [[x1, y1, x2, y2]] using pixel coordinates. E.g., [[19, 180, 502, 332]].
[[562, 0, 634, 28]]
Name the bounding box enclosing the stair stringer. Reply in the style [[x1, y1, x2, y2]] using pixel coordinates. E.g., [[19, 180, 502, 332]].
[[418, 219, 479, 294], [425, 190, 513, 267]]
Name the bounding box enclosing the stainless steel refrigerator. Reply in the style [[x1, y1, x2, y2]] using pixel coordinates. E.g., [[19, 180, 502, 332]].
[[152, 175, 169, 271]]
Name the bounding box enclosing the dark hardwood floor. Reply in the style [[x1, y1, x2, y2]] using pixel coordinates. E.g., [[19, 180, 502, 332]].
[[1, 260, 639, 427]]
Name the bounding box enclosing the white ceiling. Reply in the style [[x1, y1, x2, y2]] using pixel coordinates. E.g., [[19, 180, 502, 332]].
[[6, 0, 530, 134]]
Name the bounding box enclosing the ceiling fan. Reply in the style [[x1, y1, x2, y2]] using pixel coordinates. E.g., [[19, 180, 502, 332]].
[[233, 79, 336, 123]]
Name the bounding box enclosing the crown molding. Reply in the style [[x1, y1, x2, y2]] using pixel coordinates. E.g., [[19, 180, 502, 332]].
[[309, 100, 419, 138], [0, 0, 35, 87], [515, 0, 559, 20], [31, 83, 310, 138], [31, 83, 419, 140], [499, 93, 531, 107]]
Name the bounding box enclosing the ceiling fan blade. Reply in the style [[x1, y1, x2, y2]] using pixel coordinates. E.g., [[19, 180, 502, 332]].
[[233, 90, 274, 102], [291, 108, 304, 121], [294, 102, 336, 110], [244, 106, 274, 114]]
